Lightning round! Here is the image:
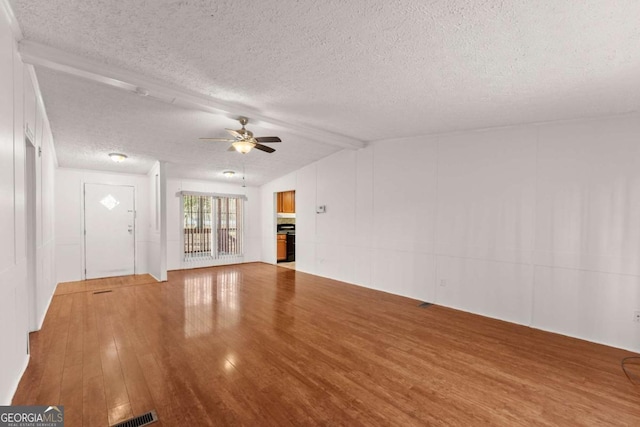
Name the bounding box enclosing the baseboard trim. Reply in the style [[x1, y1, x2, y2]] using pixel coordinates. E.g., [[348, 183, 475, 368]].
[[149, 273, 162, 282], [35, 288, 55, 331], [4, 353, 29, 405]]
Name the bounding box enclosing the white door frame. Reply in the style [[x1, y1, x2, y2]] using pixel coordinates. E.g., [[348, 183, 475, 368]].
[[25, 136, 37, 333]]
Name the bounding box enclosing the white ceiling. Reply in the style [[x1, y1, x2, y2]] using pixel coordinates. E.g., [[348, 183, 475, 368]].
[[34, 67, 340, 185], [9, 0, 640, 183]]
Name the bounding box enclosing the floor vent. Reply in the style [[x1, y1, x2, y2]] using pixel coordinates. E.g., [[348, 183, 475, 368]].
[[418, 302, 433, 308], [93, 290, 113, 295], [112, 410, 158, 427]]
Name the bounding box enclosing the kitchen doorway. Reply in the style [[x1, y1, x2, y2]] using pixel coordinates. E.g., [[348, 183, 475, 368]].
[[275, 190, 295, 269]]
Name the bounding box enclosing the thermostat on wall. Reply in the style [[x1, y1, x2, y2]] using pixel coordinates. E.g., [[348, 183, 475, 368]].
[[316, 205, 326, 214]]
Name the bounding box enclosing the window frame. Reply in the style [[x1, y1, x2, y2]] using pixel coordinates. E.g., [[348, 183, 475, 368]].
[[179, 192, 246, 263]]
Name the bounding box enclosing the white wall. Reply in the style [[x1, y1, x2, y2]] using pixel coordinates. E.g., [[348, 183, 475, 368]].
[[0, 5, 56, 404], [146, 161, 166, 281], [260, 114, 640, 353], [55, 168, 150, 282], [166, 178, 261, 271]]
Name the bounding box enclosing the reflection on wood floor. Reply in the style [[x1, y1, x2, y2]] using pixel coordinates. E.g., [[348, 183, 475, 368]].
[[13, 262, 640, 425], [277, 261, 295, 270], [54, 274, 157, 296]]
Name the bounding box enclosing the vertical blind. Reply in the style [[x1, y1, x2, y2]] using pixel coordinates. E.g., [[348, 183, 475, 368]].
[[182, 194, 244, 261]]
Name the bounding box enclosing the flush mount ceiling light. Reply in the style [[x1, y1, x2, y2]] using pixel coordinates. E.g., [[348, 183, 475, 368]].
[[222, 170, 235, 178], [109, 153, 128, 163]]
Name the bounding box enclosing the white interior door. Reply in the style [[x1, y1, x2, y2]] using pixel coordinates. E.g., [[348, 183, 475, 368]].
[[84, 183, 135, 279]]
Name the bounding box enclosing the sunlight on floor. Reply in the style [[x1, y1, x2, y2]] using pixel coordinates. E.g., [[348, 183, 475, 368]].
[[278, 262, 296, 270]]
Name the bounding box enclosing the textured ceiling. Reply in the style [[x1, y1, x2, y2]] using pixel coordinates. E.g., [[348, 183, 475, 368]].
[[35, 68, 339, 185], [10, 0, 640, 180]]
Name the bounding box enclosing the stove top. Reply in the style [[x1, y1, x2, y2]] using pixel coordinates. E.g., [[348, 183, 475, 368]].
[[277, 224, 295, 233]]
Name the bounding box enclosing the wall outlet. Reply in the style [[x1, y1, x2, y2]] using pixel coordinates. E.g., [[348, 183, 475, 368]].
[[440, 279, 447, 287], [634, 311, 640, 323]]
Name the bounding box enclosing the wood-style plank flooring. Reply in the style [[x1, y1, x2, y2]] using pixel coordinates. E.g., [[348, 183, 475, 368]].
[[54, 274, 157, 296], [13, 263, 640, 426]]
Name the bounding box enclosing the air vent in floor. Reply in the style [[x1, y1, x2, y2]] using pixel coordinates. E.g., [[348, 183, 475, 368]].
[[112, 410, 158, 427]]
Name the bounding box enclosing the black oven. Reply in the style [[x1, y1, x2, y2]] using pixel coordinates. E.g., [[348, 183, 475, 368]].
[[277, 224, 295, 262]]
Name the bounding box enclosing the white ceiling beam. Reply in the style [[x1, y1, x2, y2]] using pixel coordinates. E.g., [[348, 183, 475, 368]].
[[18, 40, 365, 150]]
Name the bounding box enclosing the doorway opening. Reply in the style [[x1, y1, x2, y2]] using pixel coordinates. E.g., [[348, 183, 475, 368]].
[[275, 190, 296, 269]]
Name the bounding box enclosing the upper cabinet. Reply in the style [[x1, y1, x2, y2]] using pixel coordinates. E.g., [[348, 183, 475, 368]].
[[282, 191, 295, 213], [277, 190, 295, 213]]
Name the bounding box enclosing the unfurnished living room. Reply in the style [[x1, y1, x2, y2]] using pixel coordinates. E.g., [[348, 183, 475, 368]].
[[1, 1, 640, 426]]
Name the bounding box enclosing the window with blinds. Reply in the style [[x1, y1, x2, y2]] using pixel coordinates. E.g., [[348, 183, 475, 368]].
[[182, 194, 244, 261]]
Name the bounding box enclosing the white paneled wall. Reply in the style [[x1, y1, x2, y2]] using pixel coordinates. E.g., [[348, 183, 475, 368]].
[[260, 113, 640, 352], [294, 163, 317, 274], [535, 118, 640, 276], [316, 150, 357, 283], [436, 256, 534, 326], [0, 5, 57, 404], [371, 138, 438, 301], [436, 129, 537, 264], [533, 266, 640, 351], [54, 169, 150, 282], [0, 7, 20, 406], [0, 8, 14, 275], [146, 162, 166, 281]]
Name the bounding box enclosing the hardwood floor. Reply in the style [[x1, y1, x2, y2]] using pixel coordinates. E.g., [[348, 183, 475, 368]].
[[277, 261, 296, 270], [54, 274, 157, 296], [13, 263, 640, 426]]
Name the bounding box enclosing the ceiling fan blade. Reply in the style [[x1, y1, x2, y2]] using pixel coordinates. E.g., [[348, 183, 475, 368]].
[[254, 143, 276, 153], [199, 137, 235, 141], [255, 136, 281, 143], [226, 129, 244, 139]]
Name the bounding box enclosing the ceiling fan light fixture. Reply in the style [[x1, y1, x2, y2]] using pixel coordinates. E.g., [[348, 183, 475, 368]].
[[222, 170, 235, 178], [109, 153, 128, 163], [200, 117, 280, 154], [232, 139, 255, 154]]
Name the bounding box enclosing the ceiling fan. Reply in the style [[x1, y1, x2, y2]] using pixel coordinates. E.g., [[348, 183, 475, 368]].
[[200, 117, 281, 154]]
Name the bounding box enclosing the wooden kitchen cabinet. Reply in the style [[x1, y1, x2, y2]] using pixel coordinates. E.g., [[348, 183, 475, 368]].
[[277, 192, 283, 212], [277, 190, 296, 213], [277, 234, 287, 261], [283, 191, 295, 213]]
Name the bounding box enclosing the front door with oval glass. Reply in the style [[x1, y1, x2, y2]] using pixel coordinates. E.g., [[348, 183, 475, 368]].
[[84, 183, 136, 279]]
